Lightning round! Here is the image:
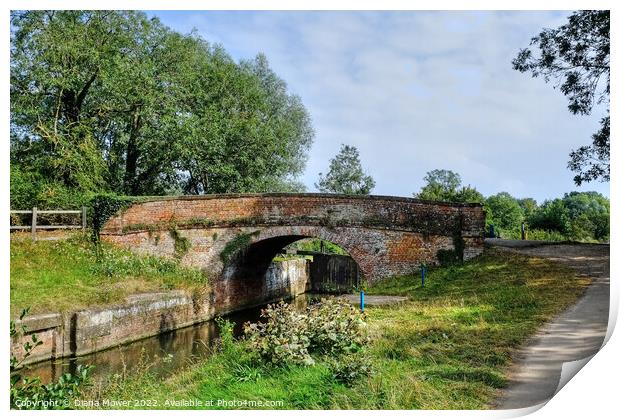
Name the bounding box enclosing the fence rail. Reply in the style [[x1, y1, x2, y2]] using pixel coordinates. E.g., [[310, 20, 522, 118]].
[[10, 207, 87, 240]]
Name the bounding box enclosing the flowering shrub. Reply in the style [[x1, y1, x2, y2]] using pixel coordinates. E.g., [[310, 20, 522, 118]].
[[243, 301, 314, 365], [307, 298, 370, 355], [244, 297, 369, 366]]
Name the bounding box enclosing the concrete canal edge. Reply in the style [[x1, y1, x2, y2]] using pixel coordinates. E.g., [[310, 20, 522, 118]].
[[11, 259, 311, 365]]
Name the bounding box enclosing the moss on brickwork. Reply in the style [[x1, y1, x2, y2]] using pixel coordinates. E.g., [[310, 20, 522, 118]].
[[436, 234, 465, 266], [122, 217, 214, 234], [170, 228, 191, 259], [219, 231, 260, 263]]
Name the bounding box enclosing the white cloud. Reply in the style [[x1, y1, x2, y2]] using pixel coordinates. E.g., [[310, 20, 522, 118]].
[[153, 10, 609, 202]]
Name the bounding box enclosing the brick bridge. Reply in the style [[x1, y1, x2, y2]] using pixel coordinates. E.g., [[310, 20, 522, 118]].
[[102, 193, 485, 312]]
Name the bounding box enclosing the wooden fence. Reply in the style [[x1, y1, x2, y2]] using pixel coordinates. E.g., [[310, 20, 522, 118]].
[[10, 207, 87, 241]]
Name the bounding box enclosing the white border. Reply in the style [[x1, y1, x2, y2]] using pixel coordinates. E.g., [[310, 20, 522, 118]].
[[1, 1, 617, 420]]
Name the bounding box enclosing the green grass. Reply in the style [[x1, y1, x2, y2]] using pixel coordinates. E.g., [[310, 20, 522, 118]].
[[79, 248, 590, 409], [10, 234, 207, 317]]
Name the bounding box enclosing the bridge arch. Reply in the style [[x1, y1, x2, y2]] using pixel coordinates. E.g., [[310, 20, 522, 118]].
[[216, 229, 365, 312], [100, 193, 485, 313], [219, 226, 369, 283]]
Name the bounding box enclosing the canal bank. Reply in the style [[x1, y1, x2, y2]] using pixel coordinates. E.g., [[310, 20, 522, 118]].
[[11, 258, 311, 366], [12, 249, 362, 367], [23, 293, 317, 386]]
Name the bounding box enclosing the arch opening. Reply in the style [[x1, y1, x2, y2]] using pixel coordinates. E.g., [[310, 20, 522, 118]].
[[215, 234, 364, 313]]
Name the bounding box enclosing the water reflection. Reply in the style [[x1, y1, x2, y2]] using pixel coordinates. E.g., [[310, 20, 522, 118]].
[[24, 294, 320, 386]]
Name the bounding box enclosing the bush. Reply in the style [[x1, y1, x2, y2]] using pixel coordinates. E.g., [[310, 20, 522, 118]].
[[525, 229, 567, 242], [243, 301, 314, 365], [244, 298, 369, 366], [10, 166, 89, 210], [306, 298, 370, 355]]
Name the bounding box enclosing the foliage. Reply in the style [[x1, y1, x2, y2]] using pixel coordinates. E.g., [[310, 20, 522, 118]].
[[485, 192, 524, 231], [11, 308, 93, 409], [244, 298, 369, 366], [215, 317, 238, 359], [306, 298, 370, 355], [517, 197, 538, 221], [170, 228, 191, 259], [315, 144, 375, 195], [527, 191, 609, 241], [89, 193, 136, 241], [513, 10, 610, 185], [219, 231, 260, 264], [10, 165, 89, 210], [10, 234, 206, 317], [413, 169, 608, 242], [11, 11, 313, 199], [521, 229, 567, 242], [414, 169, 484, 204], [244, 301, 315, 366], [415, 169, 461, 201], [287, 238, 349, 255]]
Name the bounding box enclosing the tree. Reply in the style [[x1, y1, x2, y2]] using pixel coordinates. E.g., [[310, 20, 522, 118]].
[[513, 10, 610, 185], [526, 191, 609, 241], [315, 144, 375, 195], [485, 192, 524, 232], [10, 11, 313, 203], [562, 191, 609, 240], [518, 198, 538, 221], [415, 169, 461, 201], [415, 169, 484, 204]]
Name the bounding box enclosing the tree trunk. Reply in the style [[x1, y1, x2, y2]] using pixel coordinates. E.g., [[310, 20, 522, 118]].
[[123, 108, 142, 194]]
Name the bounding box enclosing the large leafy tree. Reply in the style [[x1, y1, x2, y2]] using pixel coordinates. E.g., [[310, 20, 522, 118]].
[[513, 10, 610, 185], [315, 144, 375, 195], [10, 10, 313, 204], [177, 52, 313, 195], [485, 192, 524, 232], [414, 169, 484, 204]]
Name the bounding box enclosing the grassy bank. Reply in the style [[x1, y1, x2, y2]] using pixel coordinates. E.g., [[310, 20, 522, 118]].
[[10, 234, 206, 317], [80, 248, 590, 409]]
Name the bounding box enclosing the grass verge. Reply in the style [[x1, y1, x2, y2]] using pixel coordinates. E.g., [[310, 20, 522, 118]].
[[10, 233, 207, 317], [77, 248, 590, 409]]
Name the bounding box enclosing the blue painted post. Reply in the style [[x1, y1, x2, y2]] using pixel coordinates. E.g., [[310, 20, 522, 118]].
[[360, 291, 365, 312], [421, 266, 426, 287]]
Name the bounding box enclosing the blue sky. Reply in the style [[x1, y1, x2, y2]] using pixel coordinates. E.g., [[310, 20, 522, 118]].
[[149, 10, 609, 202]]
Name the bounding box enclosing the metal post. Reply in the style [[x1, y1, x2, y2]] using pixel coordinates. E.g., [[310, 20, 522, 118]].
[[82, 206, 87, 232], [521, 222, 526, 240], [421, 266, 426, 287], [31, 207, 37, 241], [360, 290, 365, 312]]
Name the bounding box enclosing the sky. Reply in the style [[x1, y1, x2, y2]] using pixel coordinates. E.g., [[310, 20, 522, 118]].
[[149, 10, 609, 203]]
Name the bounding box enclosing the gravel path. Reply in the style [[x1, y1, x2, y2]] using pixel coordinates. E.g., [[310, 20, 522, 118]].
[[489, 240, 610, 410]]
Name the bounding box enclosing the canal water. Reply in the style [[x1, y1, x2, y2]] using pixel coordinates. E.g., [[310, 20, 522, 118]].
[[25, 294, 318, 386]]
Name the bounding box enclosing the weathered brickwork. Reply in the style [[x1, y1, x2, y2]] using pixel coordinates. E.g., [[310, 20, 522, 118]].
[[102, 193, 485, 313]]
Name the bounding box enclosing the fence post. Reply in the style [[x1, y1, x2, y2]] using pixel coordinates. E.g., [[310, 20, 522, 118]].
[[31, 207, 37, 241], [82, 206, 87, 232]]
